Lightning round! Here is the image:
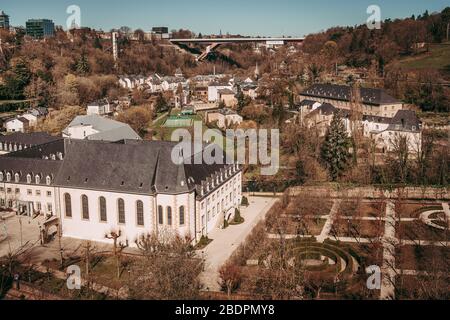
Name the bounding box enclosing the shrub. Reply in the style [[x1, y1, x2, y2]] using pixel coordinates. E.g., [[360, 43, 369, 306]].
[[241, 196, 249, 207], [233, 209, 244, 224]]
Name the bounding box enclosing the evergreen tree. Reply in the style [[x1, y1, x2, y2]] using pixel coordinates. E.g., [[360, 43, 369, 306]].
[[93, 37, 102, 49], [321, 111, 351, 181], [75, 52, 90, 75], [155, 94, 168, 113], [235, 85, 245, 113]]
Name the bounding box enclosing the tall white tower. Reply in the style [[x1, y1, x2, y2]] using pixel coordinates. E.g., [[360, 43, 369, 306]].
[[112, 32, 118, 62]]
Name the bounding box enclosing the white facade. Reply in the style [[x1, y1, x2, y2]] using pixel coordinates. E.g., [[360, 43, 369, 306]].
[[1, 163, 243, 247], [208, 84, 233, 102], [373, 130, 422, 153], [5, 119, 26, 133], [21, 113, 38, 126], [63, 124, 98, 139], [0, 174, 57, 217], [87, 102, 112, 116]]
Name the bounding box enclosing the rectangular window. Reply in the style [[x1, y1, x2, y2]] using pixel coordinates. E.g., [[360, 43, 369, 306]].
[[7, 188, 12, 194], [36, 190, 41, 196], [118, 199, 125, 224], [47, 203, 52, 212], [15, 188, 20, 194], [47, 191, 52, 197], [99, 197, 107, 222], [27, 189, 32, 195], [36, 202, 42, 211]]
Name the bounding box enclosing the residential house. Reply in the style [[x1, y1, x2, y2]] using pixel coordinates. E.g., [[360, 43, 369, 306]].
[[368, 110, 422, 153], [207, 108, 243, 129], [87, 99, 113, 116], [5, 117, 29, 133], [208, 81, 233, 102], [304, 103, 352, 137], [218, 89, 237, 108]]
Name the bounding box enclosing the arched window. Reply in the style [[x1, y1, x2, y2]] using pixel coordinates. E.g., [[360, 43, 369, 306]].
[[158, 205, 163, 225], [167, 207, 172, 226], [179, 206, 185, 226], [64, 193, 72, 217], [81, 195, 89, 220], [46, 176, 51, 185], [35, 175, 41, 184], [118, 198, 125, 224], [136, 201, 144, 226], [26, 174, 31, 184], [99, 197, 107, 222], [14, 173, 20, 183]]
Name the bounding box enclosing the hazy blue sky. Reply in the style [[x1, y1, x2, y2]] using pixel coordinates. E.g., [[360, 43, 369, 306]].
[[1, 0, 448, 36]]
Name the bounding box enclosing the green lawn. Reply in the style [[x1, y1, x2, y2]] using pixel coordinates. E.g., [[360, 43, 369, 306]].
[[394, 43, 450, 72]]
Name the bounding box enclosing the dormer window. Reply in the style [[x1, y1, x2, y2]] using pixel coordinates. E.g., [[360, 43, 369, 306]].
[[35, 175, 41, 184], [15, 173, 20, 183], [46, 176, 51, 185], [0, 172, 3, 181], [6, 172, 11, 182], [27, 174, 31, 184]]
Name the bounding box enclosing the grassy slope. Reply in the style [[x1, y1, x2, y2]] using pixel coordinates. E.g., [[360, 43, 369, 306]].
[[393, 43, 450, 72]]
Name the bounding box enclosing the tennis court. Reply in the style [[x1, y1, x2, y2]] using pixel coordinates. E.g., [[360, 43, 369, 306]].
[[162, 116, 194, 127]]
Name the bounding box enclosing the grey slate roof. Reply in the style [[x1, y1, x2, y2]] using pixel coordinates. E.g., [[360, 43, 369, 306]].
[[0, 157, 62, 186], [301, 84, 401, 106], [0, 132, 60, 147], [387, 110, 421, 132], [0, 137, 235, 196], [63, 115, 141, 142], [299, 99, 318, 107]]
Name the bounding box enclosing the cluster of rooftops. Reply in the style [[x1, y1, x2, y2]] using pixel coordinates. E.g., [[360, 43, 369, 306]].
[[0, 137, 240, 198]]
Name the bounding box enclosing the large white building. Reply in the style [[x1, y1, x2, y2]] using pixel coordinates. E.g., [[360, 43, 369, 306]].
[[63, 115, 141, 142], [299, 84, 404, 118], [0, 138, 242, 245]]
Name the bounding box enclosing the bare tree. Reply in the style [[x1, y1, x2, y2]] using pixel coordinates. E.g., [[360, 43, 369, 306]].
[[129, 231, 203, 300], [218, 262, 242, 299]]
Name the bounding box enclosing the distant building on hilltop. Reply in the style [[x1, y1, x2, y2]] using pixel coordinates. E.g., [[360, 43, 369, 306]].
[[26, 19, 55, 39], [152, 26, 169, 34], [0, 10, 9, 30]]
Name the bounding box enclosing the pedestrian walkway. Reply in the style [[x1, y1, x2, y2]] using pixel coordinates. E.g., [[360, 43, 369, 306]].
[[380, 201, 397, 300], [442, 202, 450, 228], [198, 196, 277, 292], [317, 200, 340, 243]]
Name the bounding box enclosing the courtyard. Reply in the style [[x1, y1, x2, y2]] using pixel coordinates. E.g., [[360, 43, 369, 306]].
[[221, 192, 450, 300]]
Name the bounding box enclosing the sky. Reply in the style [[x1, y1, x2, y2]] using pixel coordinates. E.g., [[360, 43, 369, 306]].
[[1, 0, 448, 37]]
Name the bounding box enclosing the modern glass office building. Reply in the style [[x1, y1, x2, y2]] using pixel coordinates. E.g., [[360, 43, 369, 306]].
[[26, 19, 55, 38], [0, 10, 9, 29]]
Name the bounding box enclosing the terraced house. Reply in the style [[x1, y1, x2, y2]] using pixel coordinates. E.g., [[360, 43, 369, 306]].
[[300, 84, 404, 118], [0, 138, 242, 245]]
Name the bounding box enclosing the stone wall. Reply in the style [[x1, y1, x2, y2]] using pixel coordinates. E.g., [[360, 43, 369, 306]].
[[288, 186, 450, 200]]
